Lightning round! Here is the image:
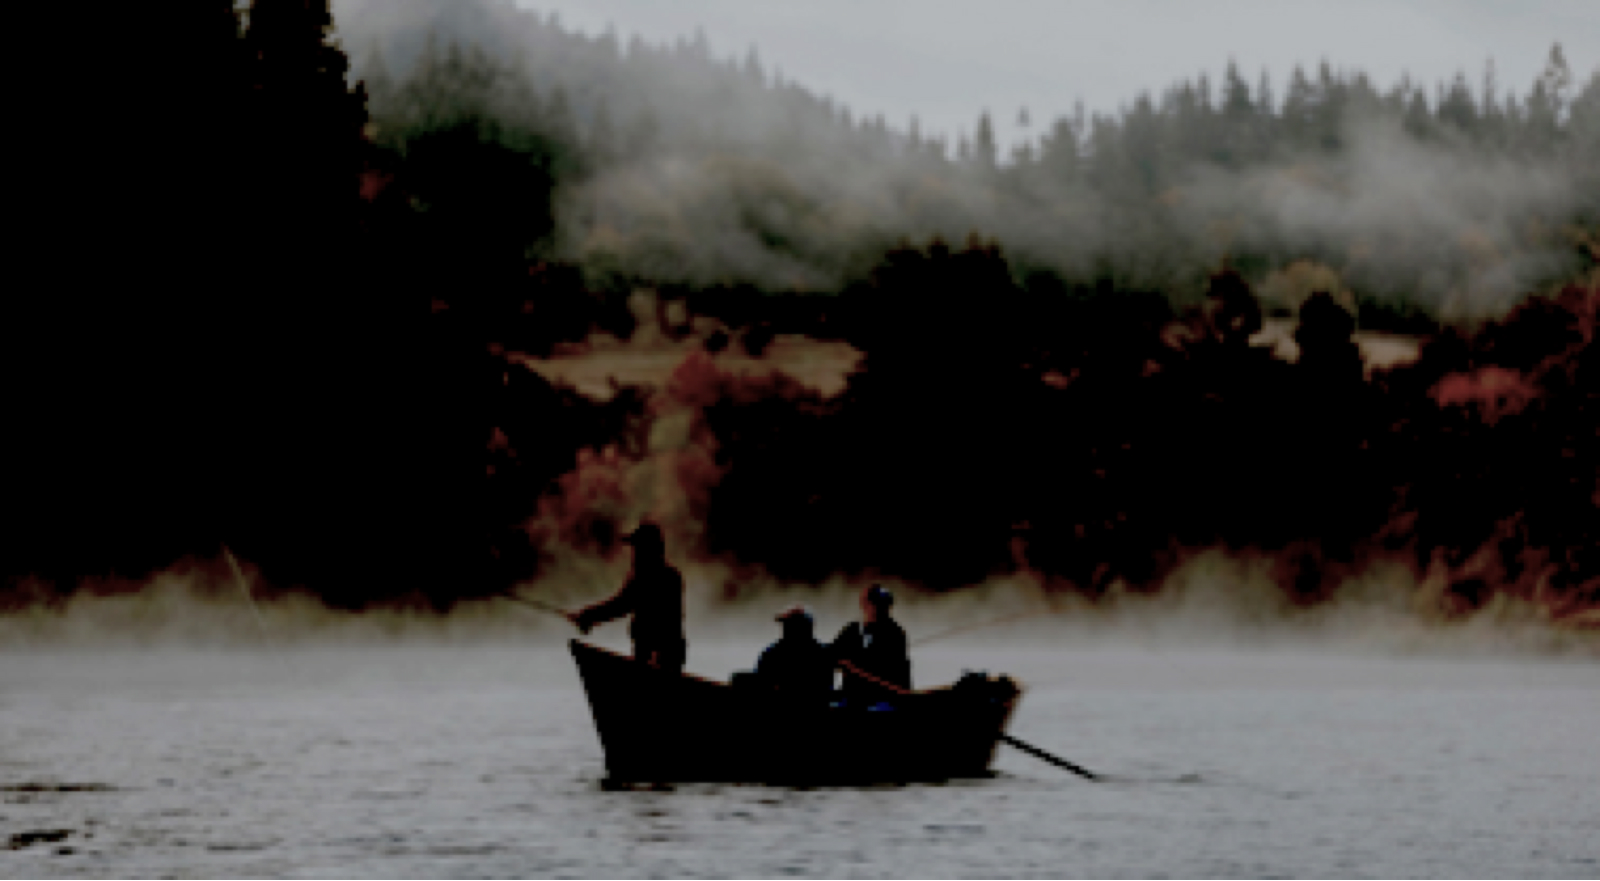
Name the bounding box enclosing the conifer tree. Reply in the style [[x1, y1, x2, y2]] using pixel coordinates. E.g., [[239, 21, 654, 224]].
[[1480, 58, 1504, 148], [743, 46, 765, 84], [975, 110, 1000, 171], [1537, 43, 1573, 118], [1525, 44, 1571, 151], [1219, 60, 1254, 166], [1437, 72, 1478, 137], [1040, 117, 1080, 186], [1570, 69, 1600, 153], [1283, 65, 1314, 147]]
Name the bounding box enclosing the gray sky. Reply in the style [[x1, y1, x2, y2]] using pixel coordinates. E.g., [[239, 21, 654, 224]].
[[511, 0, 1597, 149]]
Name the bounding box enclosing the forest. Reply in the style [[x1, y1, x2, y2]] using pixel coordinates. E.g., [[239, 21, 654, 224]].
[[2, 0, 1595, 627]]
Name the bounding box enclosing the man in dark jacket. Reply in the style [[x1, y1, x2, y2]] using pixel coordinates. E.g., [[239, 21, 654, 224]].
[[571, 523, 687, 675], [753, 605, 834, 703], [830, 585, 911, 705]]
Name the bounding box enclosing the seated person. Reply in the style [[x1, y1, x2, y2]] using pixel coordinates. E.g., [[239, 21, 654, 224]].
[[750, 605, 834, 703], [830, 585, 911, 707]]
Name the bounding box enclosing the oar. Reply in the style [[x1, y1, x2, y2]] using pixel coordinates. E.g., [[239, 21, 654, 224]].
[[1000, 734, 1100, 781], [839, 660, 1100, 782]]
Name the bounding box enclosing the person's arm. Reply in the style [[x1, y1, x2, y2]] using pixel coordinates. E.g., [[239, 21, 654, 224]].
[[573, 581, 634, 633], [837, 659, 913, 696], [826, 623, 856, 665], [886, 622, 912, 687], [754, 644, 777, 678]]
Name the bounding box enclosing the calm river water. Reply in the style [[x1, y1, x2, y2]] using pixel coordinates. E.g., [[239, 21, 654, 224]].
[[3, 638, 1596, 879]]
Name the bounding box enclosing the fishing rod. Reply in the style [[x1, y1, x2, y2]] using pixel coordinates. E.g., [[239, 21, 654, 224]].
[[499, 591, 580, 625]]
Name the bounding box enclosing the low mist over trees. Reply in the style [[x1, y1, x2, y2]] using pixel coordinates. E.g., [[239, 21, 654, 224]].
[[3, 0, 1595, 626], [337, 0, 1597, 321]]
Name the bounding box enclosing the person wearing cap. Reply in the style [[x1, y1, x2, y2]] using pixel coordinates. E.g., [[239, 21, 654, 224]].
[[752, 605, 833, 703], [570, 523, 687, 675], [830, 585, 912, 706]]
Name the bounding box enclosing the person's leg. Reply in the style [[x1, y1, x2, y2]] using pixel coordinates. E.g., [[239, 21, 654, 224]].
[[658, 637, 686, 676], [634, 639, 686, 676]]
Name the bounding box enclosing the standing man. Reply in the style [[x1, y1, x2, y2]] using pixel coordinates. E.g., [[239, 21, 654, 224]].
[[571, 523, 687, 675], [831, 585, 912, 705]]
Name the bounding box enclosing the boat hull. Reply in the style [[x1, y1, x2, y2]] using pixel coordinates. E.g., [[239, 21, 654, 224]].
[[569, 639, 1022, 784]]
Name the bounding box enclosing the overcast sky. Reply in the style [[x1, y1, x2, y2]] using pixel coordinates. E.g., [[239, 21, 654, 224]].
[[511, 0, 1597, 149]]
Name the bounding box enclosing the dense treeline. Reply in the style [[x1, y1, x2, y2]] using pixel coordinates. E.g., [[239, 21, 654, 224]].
[[2, 0, 639, 609], [681, 246, 1596, 621], [2, 0, 1595, 624]]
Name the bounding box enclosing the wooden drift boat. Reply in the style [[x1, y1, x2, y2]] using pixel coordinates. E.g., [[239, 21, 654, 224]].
[[569, 639, 1024, 784]]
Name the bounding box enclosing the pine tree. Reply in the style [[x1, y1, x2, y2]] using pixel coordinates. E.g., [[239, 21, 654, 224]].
[[1524, 44, 1572, 152], [1525, 78, 1560, 152], [597, 23, 621, 60], [1569, 69, 1600, 205], [1283, 65, 1314, 147], [1314, 60, 1346, 151], [231, 0, 393, 601], [238, 0, 368, 281], [1437, 71, 1478, 138], [1570, 69, 1600, 151], [975, 110, 999, 171], [1345, 71, 1379, 120], [1402, 83, 1432, 140], [360, 45, 398, 124], [1480, 57, 1503, 149], [1256, 69, 1275, 116], [1040, 117, 1080, 186], [1537, 43, 1573, 118], [743, 46, 765, 84], [589, 95, 618, 165], [1219, 60, 1254, 166], [1256, 69, 1277, 161]]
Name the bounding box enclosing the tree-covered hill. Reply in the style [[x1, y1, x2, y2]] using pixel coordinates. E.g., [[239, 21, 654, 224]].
[[2, 0, 1594, 624], [334, 0, 1599, 320]]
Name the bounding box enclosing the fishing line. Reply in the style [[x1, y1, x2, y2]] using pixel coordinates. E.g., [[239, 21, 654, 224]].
[[222, 545, 293, 676], [224, 546, 273, 644], [910, 605, 1062, 647]]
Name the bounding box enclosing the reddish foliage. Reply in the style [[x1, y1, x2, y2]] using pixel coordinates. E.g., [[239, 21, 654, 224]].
[[531, 445, 632, 557], [1431, 367, 1540, 423]]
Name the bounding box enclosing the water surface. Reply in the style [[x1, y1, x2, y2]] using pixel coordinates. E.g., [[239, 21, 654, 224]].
[[3, 641, 1595, 878]]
